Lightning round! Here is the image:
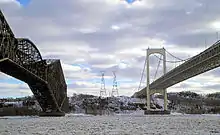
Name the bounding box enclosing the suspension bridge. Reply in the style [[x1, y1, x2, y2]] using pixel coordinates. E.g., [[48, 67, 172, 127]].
[[0, 10, 68, 116], [133, 40, 220, 113]]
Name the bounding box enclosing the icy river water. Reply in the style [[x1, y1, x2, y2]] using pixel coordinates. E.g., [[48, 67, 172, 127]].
[[0, 113, 219, 135]]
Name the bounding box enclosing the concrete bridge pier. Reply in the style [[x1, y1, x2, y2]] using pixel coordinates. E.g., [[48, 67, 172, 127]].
[[163, 89, 168, 111], [148, 89, 168, 111]]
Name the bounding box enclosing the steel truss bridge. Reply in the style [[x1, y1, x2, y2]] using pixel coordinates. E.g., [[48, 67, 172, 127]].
[[0, 10, 68, 116], [133, 40, 220, 98]]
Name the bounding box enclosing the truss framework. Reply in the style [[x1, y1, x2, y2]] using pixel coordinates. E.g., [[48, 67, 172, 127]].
[[0, 10, 68, 114]]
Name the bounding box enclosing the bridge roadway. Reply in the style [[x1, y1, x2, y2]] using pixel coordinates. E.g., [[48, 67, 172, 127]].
[[0, 10, 68, 116], [133, 40, 220, 98]]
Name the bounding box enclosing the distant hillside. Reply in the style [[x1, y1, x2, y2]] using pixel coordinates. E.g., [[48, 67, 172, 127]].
[[166, 91, 220, 114], [0, 96, 41, 116], [0, 91, 219, 116], [207, 92, 220, 99], [69, 94, 142, 115]]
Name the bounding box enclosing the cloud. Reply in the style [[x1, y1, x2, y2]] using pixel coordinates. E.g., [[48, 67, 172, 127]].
[[0, 82, 31, 98], [1, 0, 220, 97]]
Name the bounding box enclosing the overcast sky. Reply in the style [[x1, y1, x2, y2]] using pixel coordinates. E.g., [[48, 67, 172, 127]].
[[0, 0, 220, 98]]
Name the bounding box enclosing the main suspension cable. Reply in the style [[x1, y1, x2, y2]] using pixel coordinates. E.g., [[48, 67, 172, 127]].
[[137, 55, 146, 91], [165, 50, 185, 61], [154, 55, 191, 63], [165, 50, 192, 62]]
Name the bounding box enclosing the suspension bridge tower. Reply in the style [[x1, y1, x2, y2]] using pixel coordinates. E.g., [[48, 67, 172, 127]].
[[111, 71, 119, 97], [145, 48, 168, 113], [135, 47, 190, 114]]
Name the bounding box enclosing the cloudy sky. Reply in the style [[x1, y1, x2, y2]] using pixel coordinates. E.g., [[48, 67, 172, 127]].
[[0, 0, 220, 98]]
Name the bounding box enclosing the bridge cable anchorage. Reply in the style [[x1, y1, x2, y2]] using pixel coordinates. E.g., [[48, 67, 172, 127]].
[[137, 54, 147, 91], [153, 54, 162, 81]]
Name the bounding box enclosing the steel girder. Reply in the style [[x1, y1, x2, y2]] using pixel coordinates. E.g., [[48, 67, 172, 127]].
[[16, 38, 46, 80], [28, 81, 60, 112], [46, 59, 69, 112], [0, 9, 68, 115], [0, 10, 14, 37], [0, 10, 17, 62], [134, 41, 220, 97]]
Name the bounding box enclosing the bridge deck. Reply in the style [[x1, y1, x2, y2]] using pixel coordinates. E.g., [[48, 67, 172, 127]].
[[0, 58, 61, 112], [0, 58, 46, 84]]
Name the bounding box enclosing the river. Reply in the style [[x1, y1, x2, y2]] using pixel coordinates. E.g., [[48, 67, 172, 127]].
[[0, 113, 219, 135]]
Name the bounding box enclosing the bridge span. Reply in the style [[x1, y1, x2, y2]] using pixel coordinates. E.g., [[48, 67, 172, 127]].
[[0, 10, 68, 116], [133, 40, 220, 99]]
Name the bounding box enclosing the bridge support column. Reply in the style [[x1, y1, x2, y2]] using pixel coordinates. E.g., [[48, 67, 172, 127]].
[[146, 49, 150, 110], [163, 89, 168, 110], [145, 48, 167, 111], [163, 50, 168, 111]]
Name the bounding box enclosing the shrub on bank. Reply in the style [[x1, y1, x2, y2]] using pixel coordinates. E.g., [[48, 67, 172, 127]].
[[0, 107, 39, 116]]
